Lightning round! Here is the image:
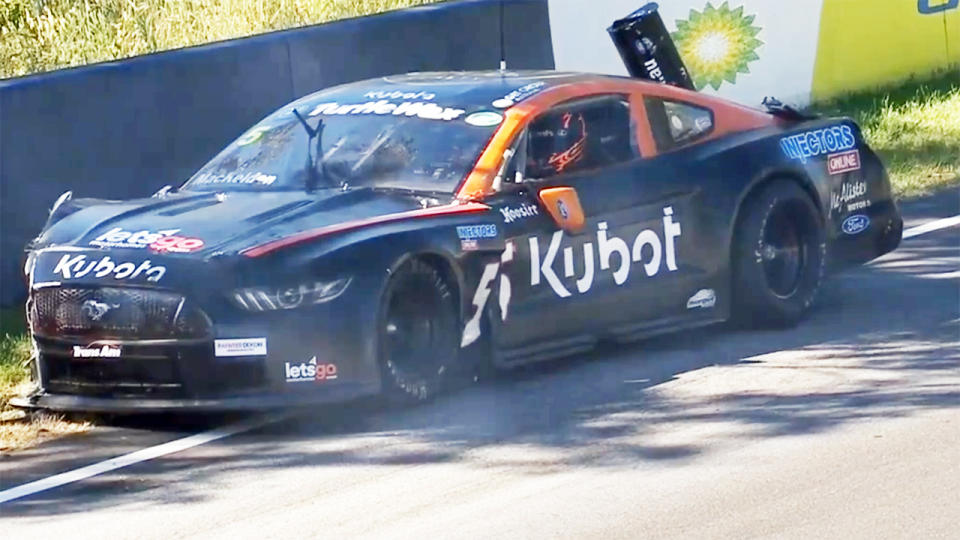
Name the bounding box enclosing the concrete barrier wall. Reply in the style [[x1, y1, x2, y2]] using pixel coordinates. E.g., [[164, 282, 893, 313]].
[[0, 0, 554, 306]]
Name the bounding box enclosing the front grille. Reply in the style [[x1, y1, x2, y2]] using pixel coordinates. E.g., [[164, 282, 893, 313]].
[[31, 287, 211, 340], [38, 340, 267, 398]]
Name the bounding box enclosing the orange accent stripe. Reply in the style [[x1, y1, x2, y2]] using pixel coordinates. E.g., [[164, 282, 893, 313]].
[[241, 202, 490, 258], [455, 77, 777, 200]]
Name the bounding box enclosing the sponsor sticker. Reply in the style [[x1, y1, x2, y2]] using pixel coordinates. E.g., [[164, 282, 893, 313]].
[[530, 206, 683, 298], [308, 100, 465, 121], [90, 227, 180, 250], [53, 254, 166, 282], [364, 90, 436, 101], [492, 82, 546, 109], [149, 236, 205, 254], [191, 171, 277, 186], [831, 179, 870, 212], [73, 344, 121, 359], [285, 357, 338, 383], [686, 289, 717, 309], [500, 203, 540, 223], [90, 226, 203, 253], [842, 214, 870, 235], [464, 111, 504, 127], [827, 149, 861, 175], [214, 338, 267, 357], [780, 125, 856, 163], [456, 224, 498, 240]]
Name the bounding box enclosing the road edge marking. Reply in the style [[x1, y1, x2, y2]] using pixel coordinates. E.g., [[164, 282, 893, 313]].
[[903, 215, 960, 239], [0, 412, 287, 505]]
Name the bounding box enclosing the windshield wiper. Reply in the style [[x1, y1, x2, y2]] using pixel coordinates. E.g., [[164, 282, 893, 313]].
[[292, 108, 335, 192]]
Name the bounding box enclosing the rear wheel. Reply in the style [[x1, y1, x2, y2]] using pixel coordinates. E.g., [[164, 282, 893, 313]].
[[378, 259, 458, 402], [732, 179, 826, 327]]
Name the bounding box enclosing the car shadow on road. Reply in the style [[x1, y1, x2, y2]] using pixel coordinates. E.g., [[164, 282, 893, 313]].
[[4, 229, 958, 515]]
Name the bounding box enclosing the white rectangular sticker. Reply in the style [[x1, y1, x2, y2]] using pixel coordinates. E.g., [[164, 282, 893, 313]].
[[215, 338, 267, 357]]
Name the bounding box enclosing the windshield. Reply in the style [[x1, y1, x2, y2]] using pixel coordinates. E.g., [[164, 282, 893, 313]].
[[182, 99, 501, 194]]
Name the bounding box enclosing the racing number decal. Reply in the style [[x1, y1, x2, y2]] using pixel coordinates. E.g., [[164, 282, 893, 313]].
[[461, 242, 514, 348]]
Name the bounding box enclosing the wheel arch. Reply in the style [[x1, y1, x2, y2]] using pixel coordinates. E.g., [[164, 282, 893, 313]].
[[729, 170, 824, 261]]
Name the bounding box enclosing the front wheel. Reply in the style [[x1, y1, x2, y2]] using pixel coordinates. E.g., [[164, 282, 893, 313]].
[[732, 179, 826, 327], [377, 258, 458, 403]]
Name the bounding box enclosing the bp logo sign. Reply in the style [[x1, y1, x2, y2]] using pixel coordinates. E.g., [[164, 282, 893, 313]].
[[672, 2, 763, 91]]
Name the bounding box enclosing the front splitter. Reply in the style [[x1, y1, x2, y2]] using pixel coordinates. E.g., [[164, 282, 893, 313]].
[[10, 382, 380, 413]]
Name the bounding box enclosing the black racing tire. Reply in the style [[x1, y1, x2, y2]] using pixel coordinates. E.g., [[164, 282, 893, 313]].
[[377, 258, 458, 403], [732, 179, 826, 328]]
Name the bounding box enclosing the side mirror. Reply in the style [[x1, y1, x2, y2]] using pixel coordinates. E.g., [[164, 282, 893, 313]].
[[538, 187, 586, 234]]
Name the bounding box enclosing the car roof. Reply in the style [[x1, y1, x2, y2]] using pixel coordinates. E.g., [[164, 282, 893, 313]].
[[299, 70, 641, 110]]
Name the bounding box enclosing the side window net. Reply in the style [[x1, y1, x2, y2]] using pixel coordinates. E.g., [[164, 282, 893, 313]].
[[525, 95, 636, 179], [644, 98, 714, 151]]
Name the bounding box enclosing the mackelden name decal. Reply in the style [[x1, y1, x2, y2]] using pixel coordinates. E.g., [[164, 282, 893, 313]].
[[780, 125, 856, 163]]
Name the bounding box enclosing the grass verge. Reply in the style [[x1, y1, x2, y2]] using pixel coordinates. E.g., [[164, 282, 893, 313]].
[[810, 69, 960, 198], [1, 307, 91, 454], [1, 0, 440, 80]]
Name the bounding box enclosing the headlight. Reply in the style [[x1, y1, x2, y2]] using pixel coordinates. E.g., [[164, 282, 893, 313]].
[[232, 277, 351, 311]]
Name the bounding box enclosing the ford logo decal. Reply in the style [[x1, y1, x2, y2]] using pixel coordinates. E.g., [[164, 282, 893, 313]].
[[842, 214, 870, 235]]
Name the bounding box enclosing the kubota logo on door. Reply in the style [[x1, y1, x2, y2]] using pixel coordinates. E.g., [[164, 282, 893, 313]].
[[530, 207, 683, 297], [460, 207, 683, 348], [89, 227, 204, 253]]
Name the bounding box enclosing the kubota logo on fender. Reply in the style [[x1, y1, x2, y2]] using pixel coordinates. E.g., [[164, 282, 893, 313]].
[[530, 207, 682, 297], [53, 254, 166, 282]]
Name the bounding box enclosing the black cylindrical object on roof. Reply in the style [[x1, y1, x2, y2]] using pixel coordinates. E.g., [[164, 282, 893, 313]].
[[607, 3, 696, 91]]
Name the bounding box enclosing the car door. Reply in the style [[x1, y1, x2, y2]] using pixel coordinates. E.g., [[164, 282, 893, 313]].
[[493, 93, 716, 353]]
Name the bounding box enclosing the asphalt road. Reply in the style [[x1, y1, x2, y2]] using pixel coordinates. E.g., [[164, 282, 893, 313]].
[[1, 190, 958, 538]]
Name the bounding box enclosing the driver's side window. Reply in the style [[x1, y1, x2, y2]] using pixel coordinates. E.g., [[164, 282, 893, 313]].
[[523, 95, 636, 181]]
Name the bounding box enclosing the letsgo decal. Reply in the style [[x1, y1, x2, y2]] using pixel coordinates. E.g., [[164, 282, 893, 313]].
[[780, 125, 856, 163], [285, 357, 338, 383], [90, 227, 204, 253]]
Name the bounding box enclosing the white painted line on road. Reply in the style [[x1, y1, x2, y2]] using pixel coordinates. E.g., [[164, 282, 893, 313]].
[[0, 412, 288, 505], [903, 215, 960, 239]]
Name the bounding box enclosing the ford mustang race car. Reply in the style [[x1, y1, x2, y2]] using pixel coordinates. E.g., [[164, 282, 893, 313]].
[[14, 66, 902, 412]]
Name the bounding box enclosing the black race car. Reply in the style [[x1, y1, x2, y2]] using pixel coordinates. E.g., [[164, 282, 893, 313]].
[[14, 66, 902, 412]]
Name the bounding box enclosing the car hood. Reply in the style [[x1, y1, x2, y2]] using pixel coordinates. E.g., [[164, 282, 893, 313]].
[[34, 188, 446, 258]]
